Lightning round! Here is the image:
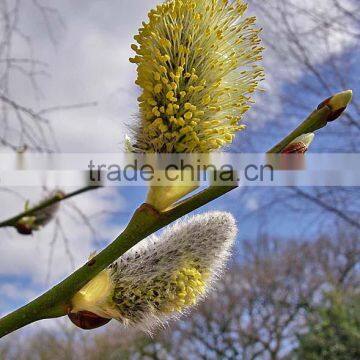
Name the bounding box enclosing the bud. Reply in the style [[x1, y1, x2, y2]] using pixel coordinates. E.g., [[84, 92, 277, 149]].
[[268, 90, 352, 154], [69, 212, 237, 330], [281, 133, 315, 154], [68, 311, 111, 330], [317, 90, 353, 122], [146, 168, 199, 211], [15, 190, 64, 235]]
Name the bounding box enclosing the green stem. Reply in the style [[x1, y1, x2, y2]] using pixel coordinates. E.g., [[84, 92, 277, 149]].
[[0, 186, 101, 228], [267, 90, 353, 154], [0, 182, 237, 338], [267, 106, 332, 154]]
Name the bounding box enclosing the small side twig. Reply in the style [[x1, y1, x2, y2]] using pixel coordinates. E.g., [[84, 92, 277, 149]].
[[267, 91, 352, 153], [0, 185, 102, 229]]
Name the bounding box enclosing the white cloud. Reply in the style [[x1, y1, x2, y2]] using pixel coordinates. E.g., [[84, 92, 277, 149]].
[[0, 283, 37, 302], [2, 0, 159, 153], [246, 197, 259, 212]]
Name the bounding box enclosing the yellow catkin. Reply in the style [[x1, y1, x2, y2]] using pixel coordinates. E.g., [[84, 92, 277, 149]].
[[129, 0, 264, 153], [70, 212, 238, 329], [113, 263, 207, 317]]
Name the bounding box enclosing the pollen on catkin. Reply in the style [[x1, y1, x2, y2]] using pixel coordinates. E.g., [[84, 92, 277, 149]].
[[129, 0, 264, 153], [70, 212, 237, 330]]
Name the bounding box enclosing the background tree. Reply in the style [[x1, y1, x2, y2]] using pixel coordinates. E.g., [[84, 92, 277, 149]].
[[1, 232, 358, 359], [0, 0, 96, 151], [295, 290, 360, 360]]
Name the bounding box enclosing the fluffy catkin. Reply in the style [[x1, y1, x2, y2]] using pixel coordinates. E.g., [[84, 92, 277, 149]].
[[129, 0, 264, 153], [70, 212, 237, 330]]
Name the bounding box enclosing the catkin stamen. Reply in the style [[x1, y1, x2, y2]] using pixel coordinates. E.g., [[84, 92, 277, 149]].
[[129, 0, 264, 153]]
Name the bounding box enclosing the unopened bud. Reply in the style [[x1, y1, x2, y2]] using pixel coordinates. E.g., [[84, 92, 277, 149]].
[[317, 90, 353, 122], [68, 310, 111, 330], [282, 133, 315, 154], [15, 190, 64, 235], [146, 169, 199, 211]]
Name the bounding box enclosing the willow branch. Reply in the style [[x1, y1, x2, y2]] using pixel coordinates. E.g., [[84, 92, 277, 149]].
[[0, 180, 237, 338]]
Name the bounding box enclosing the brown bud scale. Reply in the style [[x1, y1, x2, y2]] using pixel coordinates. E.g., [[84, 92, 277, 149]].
[[282, 142, 308, 154], [327, 107, 346, 122], [317, 97, 332, 110], [15, 223, 33, 235], [68, 311, 111, 330]]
